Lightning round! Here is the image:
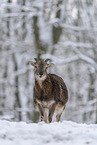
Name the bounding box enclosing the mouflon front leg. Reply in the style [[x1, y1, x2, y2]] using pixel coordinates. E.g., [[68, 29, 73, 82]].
[[49, 103, 56, 123]]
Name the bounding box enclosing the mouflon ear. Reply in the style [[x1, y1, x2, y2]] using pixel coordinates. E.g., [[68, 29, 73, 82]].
[[47, 63, 54, 68], [29, 61, 35, 66], [34, 58, 38, 62]]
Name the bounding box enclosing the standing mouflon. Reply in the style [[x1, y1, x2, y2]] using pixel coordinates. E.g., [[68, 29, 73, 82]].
[[29, 58, 68, 123]]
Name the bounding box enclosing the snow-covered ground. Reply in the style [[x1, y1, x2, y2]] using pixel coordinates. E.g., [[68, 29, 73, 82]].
[[0, 120, 97, 145]]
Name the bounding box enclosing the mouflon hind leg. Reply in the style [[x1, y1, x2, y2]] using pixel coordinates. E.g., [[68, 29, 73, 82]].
[[56, 104, 65, 122], [56, 112, 63, 122]]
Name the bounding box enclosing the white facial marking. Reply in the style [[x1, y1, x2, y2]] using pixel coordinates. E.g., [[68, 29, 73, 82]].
[[35, 74, 46, 88]]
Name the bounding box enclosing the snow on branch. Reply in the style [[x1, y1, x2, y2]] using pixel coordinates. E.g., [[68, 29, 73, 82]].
[[42, 53, 96, 68], [42, 54, 80, 64], [79, 54, 96, 66], [0, 12, 36, 18], [0, 48, 28, 58], [49, 20, 97, 32], [0, 66, 32, 84], [0, 40, 34, 58], [61, 24, 97, 32], [72, 47, 97, 68], [1, 3, 35, 12], [57, 41, 94, 49]]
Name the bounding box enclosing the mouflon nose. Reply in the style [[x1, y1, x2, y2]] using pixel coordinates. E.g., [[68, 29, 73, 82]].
[[39, 75, 43, 78], [39, 71, 43, 78]]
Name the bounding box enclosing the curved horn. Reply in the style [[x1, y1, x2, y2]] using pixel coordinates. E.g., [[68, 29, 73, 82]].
[[45, 59, 51, 62], [34, 58, 38, 62]]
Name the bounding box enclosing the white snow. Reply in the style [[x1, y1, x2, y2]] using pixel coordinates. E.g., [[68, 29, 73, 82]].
[[0, 120, 97, 145]]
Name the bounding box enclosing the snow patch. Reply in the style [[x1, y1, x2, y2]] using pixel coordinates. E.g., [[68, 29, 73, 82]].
[[0, 120, 97, 145]]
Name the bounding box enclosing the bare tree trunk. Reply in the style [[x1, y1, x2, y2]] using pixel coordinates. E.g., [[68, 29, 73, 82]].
[[93, 47, 97, 124], [51, 0, 63, 54], [88, 71, 95, 122], [13, 54, 22, 121], [33, 16, 47, 59], [21, 0, 27, 40], [6, 0, 11, 37]]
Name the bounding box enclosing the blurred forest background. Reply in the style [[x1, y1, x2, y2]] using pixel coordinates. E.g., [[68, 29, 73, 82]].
[[0, 0, 97, 124]]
